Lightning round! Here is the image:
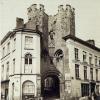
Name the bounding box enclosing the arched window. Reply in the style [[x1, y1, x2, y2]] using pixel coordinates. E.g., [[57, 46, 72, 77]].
[[44, 77, 53, 90], [24, 54, 32, 73], [25, 54, 32, 64], [22, 81, 35, 99], [54, 49, 63, 62]]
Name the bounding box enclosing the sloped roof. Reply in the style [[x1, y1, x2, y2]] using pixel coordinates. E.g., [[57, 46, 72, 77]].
[[63, 35, 100, 52]]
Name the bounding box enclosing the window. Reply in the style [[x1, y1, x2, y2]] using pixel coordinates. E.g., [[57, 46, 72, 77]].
[[75, 64, 79, 79], [6, 62, 9, 79], [22, 81, 35, 95], [81, 83, 89, 97], [74, 48, 79, 60], [7, 42, 10, 53], [25, 54, 32, 64], [24, 54, 32, 73], [5, 89, 8, 100], [84, 66, 87, 80], [25, 36, 33, 48], [54, 49, 63, 62], [13, 59, 15, 74], [96, 69, 98, 81], [1, 65, 4, 80], [90, 68, 93, 80], [83, 51, 86, 62], [95, 56, 97, 66], [99, 59, 100, 67], [44, 77, 53, 89], [13, 38, 16, 50], [2, 47, 5, 57], [89, 54, 92, 65]]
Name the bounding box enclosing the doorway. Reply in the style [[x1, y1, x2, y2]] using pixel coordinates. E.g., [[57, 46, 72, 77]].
[[42, 75, 60, 99]]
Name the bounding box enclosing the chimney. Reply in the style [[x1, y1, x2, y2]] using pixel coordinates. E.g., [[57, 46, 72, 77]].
[[86, 39, 95, 46], [16, 17, 24, 28]]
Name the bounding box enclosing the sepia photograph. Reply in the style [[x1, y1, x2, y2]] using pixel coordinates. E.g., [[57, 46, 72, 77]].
[[0, 0, 100, 100]]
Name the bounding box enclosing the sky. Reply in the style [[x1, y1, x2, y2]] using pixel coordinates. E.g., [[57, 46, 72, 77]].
[[0, 0, 100, 48]]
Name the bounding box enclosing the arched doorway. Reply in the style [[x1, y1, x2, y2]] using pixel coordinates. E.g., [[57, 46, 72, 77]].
[[42, 74, 60, 99]]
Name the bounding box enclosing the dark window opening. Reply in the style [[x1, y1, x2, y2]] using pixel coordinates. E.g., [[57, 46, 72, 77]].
[[42, 75, 60, 99], [81, 84, 89, 97], [74, 48, 79, 60], [25, 54, 32, 65], [84, 66, 87, 80], [25, 58, 28, 64], [75, 64, 79, 79]]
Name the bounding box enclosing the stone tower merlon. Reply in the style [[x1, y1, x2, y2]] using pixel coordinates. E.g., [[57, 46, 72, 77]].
[[39, 4, 45, 11], [27, 4, 45, 20], [58, 5, 64, 12], [49, 4, 75, 36]]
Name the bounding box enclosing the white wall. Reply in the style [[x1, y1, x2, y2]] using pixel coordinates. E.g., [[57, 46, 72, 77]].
[[1, 31, 41, 100], [66, 39, 100, 97]]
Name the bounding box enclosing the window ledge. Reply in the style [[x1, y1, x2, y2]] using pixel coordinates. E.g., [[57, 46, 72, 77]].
[[84, 79, 89, 81], [24, 48, 34, 50], [89, 64, 94, 67], [72, 59, 80, 63], [76, 77, 81, 80]]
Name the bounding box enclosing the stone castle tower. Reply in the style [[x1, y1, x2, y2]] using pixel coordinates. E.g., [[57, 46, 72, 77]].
[[48, 5, 75, 56], [48, 5, 75, 75], [25, 4, 75, 98], [26, 4, 75, 55], [26, 4, 49, 50]]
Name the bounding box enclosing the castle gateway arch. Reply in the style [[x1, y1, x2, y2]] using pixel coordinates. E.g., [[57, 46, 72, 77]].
[[41, 70, 60, 99]]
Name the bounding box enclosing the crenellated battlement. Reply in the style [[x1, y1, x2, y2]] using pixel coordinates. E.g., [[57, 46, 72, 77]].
[[48, 4, 75, 37], [57, 4, 75, 14], [58, 5, 64, 12], [27, 4, 45, 20], [26, 3, 75, 38]]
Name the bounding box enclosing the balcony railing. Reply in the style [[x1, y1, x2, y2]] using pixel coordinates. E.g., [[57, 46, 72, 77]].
[[90, 64, 94, 67]]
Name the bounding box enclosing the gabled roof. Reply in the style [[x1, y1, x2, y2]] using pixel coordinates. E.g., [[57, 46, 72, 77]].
[[63, 35, 100, 52]]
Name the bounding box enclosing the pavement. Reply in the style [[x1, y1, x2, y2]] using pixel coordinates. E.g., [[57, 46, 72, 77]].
[[96, 96, 100, 100]]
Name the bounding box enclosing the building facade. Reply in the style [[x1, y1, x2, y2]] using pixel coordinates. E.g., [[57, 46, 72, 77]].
[[1, 4, 100, 100]]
